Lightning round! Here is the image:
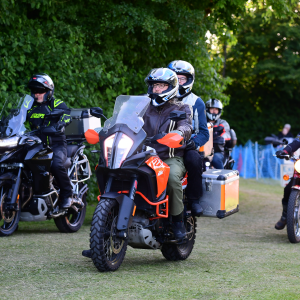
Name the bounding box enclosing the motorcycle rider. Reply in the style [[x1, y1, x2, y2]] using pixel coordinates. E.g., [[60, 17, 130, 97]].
[[206, 99, 231, 169], [275, 138, 300, 229], [82, 68, 192, 259], [168, 60, 209, 217], [27, 73, 73, 209]]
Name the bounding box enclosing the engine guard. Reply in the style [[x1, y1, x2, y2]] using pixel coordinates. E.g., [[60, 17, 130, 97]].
[[100, 192, 135, 231]]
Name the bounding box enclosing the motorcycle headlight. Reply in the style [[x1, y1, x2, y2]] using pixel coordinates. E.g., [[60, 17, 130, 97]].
[[0, 136, 20, 149], [295, 160, 300, 173], [104, 134, 115, 168], [112, 134, 133, 169]]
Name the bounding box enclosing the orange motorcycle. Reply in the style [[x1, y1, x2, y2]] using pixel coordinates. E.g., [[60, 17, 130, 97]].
[[85, 95, 196, 272]]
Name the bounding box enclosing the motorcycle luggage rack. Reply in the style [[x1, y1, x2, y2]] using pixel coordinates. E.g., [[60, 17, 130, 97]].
[[117, 190, 169, 219]]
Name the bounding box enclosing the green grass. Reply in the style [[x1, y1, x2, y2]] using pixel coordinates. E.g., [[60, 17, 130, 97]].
[[1, 179, 300, 299]]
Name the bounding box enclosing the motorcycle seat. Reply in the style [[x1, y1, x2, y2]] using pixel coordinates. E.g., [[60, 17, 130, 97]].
[[67, 145, 79, 158]]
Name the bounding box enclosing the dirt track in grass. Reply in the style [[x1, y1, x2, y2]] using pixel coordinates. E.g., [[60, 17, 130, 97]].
[[1, 178, 299, 299]]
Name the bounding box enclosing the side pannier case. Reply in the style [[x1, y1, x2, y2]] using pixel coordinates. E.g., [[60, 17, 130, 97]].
[[199, 169, 239, 218], [65, 108, 101, 140]]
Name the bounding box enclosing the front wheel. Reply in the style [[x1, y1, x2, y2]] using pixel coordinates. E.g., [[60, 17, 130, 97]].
[[287, 190, 300, 243], [90, 198, 128, 272], [161, 216, 196, 261], [54, 191, 87, 233], [0, 181, 20, 237]]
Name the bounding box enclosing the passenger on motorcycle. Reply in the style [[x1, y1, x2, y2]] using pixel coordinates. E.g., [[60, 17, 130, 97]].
[[275, 138, 300, 229], [168, 60, 209, 217], [27, 73, 73, 209], [143, 67, 193, 239], [206, 99, 231, 169]]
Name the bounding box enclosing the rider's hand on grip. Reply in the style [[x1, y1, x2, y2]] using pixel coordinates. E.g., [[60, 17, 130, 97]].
[[185, 139, 196, 151], [275, 149, 289, 160], [151, 132, 166, 143]]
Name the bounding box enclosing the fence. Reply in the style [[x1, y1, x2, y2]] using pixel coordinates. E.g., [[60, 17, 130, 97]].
[[231, 140, 285, 180]]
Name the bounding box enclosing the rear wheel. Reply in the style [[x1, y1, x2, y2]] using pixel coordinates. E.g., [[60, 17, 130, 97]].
[[54, 187, 87, 233], [0, 181, 20, 237], [287, 190, 300, 243], [90, 198, 128, 272], [161, 216, 196, 261]]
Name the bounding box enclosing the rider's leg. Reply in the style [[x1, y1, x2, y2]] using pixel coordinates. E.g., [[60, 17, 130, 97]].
[[275, 180, 292, 230], [164, 157, 186, 239], [211, 152, 224, 169], [51, 142, 73, 209], [184, 149, 203, 216]]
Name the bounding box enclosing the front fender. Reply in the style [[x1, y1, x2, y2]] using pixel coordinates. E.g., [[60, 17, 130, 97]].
[[291, 185, 300, 191], [100, 192, 135, 231]]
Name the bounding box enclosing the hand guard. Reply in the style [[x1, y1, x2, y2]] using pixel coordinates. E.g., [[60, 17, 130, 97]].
[[275, 149, 289, 159], [185, 139, 196, 151]]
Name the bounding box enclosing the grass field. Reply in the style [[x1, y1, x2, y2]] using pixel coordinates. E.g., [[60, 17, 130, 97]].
[[1, 179, 300, 300]]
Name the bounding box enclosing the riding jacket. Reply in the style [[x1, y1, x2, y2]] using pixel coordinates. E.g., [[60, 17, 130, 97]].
[[143, 98, 193, 160], [27, 97, 71, 145], [212, 118, 231, 153], [181, 92, 209, 149]]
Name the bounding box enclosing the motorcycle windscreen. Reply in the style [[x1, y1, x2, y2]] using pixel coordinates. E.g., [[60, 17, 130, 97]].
[[102, 95, 151, 134], [0, 94, 34, 138]]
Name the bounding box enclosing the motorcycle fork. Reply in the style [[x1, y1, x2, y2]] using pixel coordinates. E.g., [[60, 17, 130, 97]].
[[6, 167, 22, 211]]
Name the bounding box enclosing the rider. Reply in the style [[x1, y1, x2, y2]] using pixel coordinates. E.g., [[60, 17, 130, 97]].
[[206, 99, 231, 169], [168, 60, 209, 217], [275, 138, 300, 229], [82, 68, 193, 259], [27, 73, 73, 209]]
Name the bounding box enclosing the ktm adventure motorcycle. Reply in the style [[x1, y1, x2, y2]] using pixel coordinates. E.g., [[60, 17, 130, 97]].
[[85, 95, 196, 272], [277, 150, 300, 243], [0, 94, 92, 236]]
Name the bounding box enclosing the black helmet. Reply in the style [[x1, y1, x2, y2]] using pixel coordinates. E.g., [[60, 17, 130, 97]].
[[167, 60, 195, 99], [28, 73, 54, 102], [206, 98, 223, 121], [145, 68, 178, 107]]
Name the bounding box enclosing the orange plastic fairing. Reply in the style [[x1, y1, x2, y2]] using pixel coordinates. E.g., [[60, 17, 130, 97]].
[[157, 132, 183, 149], [85, 129, 99, 144], [146, 156, 170, 197]]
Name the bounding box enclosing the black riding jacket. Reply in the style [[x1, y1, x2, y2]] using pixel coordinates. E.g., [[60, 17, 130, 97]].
[[26, 97, 71, 145]]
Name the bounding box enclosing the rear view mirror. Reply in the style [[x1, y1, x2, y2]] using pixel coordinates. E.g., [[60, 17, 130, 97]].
[[169, 110, 186, 122], [90, 107, 104, 119]]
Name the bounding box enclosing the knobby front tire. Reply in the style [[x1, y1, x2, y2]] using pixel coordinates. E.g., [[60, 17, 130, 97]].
[[90, 198, 128, 272], [287, 189, 300, 243]]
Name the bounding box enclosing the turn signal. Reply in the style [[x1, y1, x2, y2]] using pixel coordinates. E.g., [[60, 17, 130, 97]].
[[283, 174, 289, 181]]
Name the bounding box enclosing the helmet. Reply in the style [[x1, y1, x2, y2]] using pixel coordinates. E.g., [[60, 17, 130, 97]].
[[145, 68, 179, 107], [28, 73, 54, 102], [206, 98, 223, 121], [167, 60, 195, 99]]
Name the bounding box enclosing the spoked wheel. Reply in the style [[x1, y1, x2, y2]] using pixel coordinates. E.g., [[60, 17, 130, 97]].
[[90, 199, 128, 272], [287, 190, 300, 243], [54, 191, 87, 233], [161, 216, 196, 261], [0, 181, 20, 237]]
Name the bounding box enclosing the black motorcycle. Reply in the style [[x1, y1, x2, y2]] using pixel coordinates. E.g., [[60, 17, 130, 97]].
[[0, 94, 92, 236]]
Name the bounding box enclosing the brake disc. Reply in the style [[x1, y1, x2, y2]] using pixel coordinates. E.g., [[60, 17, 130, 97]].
[[0, 193, 16, 223], [110, 217, 124, 254]]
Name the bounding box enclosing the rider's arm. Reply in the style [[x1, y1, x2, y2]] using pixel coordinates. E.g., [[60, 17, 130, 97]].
[[191, 98, 209, 148], [176, 104, 193, 141], [284, 134, 300, 154], [52, 99, 71, 127], [213, 120, 231, 145]]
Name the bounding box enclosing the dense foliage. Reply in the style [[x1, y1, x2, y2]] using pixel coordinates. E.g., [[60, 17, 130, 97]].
[[223, 6, 300, 144]]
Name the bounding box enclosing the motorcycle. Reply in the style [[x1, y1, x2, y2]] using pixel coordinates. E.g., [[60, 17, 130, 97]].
[[0, 94, 93, 236], [278, 151, 300, 243], [85, 95, 196, 272]]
